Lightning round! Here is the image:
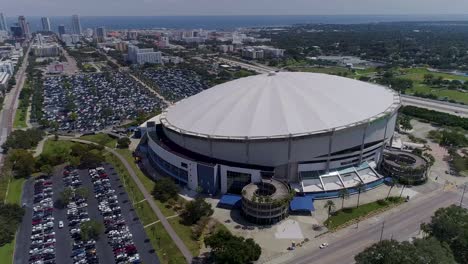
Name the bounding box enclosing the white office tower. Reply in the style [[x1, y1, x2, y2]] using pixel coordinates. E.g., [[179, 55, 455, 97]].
[[41, 17, 51, 31], [71, 15, 82, 35], [127, 45, 162, 65], [0, 13, 7, 31]]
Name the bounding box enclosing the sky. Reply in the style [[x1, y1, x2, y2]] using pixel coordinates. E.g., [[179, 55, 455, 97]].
[[2, 0, 468, 16]]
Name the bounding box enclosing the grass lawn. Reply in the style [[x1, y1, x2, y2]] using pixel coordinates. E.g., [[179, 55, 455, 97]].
[[13, 100, 27, 129], [134, 200, 158, 226], [168, 217, 200, 256], [42, 140, 74, 156], [5, 178, 26, 205], [81, 134, 117, 148], [407, 83, 468, 104], [289, 66, 354, 75], [325, 197, 405, 230], [400, 67, 468, 82], [148, 223, 186, 264], [0, 239, 15, 264]]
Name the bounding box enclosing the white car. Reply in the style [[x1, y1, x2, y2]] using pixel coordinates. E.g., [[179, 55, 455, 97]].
[[319, 243, 329, 249], [58, 221, 64, 228]]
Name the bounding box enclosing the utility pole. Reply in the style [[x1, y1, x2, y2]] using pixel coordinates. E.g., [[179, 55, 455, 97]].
[[460, 184, 467, 207], [399, 184, 406, 198], [379, 221, 385, 241]]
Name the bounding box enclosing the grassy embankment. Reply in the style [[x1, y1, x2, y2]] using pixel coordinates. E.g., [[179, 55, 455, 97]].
[[324, 197, 405, 230]]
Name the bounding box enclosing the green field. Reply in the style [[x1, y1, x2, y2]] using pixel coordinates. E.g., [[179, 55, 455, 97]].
[[134, 200, 159, 226], [80, 134, 117, 148], [0, 239, 15, 264], [5, 178, 26, 205], [13, 100, 28, 129], [42, 139, 74, 157], [148, 223, 187, 264], [325, 197, 404, 230], [168, 217, 200, 256], [400, 67, 468, 82]]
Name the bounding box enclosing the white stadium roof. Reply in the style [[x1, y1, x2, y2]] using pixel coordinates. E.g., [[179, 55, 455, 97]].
[[162, 72, 400, 139]]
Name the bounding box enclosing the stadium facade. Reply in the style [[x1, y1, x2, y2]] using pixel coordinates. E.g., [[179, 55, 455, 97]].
[[140, 72, 401, 197]]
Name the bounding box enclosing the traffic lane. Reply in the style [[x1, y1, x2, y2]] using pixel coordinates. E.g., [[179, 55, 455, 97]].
[[78, 169, 116, 264], [14, 178, 34, 264], [52, 169, 73, 264], [103, 163, 160, 264], [292, 191, 460, 264]]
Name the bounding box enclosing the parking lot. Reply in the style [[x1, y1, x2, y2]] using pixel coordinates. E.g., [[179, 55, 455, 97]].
[[140, 68, 206, 101], [43, 72, 167, 132], [14, 164, 158, 264]]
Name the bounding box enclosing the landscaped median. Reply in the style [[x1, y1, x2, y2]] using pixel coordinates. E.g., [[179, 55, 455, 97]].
[[324, 197, 405, 230]]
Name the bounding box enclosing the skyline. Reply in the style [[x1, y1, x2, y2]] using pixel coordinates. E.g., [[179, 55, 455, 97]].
[[2, 0, 468, 16]]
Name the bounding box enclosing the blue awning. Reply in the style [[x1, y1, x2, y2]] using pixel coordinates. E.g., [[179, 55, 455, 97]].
[[218, 194, 242, 208], [384, 177, 394, 183], [290, 196, 315, 212]]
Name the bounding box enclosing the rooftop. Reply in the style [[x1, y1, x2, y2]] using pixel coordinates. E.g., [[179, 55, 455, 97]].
[[162, 72, 400, 140]]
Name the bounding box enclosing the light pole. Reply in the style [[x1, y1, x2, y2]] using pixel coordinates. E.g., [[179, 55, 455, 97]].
[[460, 184, 467, 207], [379, 221, 385, 242]]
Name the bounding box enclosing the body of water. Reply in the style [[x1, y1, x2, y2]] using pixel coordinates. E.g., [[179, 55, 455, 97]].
[[6, 14, 468, 32]]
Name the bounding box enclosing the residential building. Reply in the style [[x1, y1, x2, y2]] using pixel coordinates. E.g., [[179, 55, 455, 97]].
[[58, 24, 66, 36], [10, 25, 22, 38], [0, 60, 14, 74], [32, 44, 60, 57], [114, 42, 128, 52], [127, 31, 138, 40], [71, 15, 82, 35], [0, 13, 7, 31], [95, 27, 106, 42], [0, 71, 10, 91], [61, 34, 80, 46], [41, 17, 51, 31], [241, 47, 264, 59], [18, 16, 31, 38], [127, 45, 162, 65], [219, 44, 234, 53], [256, 46, 285, 58]]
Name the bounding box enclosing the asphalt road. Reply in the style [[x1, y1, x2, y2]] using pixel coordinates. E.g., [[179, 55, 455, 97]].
[[52, 168, 73, 264], [276, 190, 462, 264], [401, 95, 468, 117], [13, 178, 34, 264]]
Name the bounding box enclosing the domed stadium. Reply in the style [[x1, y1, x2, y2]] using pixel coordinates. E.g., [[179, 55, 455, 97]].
[[141, 72, 400, 197]]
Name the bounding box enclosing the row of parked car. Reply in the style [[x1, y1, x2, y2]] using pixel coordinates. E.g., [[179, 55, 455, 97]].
[[29, 175, 56, 264], [90, 167, 141, 264], [63, 166, 99, 264]]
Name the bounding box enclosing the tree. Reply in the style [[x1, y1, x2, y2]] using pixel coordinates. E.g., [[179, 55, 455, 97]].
[[80, 149, 104, 168], [117, 137, 131, 149], [180, 197, 214, 225], [0, 204, 24, 246], [338, 189, 350, 209], [8, 149, 35, 178], [421, 205, 468, 264], [80, 220, 104, 241], [355, 238, 456, 264], [205, 230, 261, 264], [324, 200, 335, 219], [355, 182, 366, 208], [57, 187, 74, 208], [40, 164, 53, 176], [152, 178, 179, 202], [75, 187, 89, 200]]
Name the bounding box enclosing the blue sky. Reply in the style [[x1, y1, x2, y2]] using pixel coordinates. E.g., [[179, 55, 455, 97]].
[[2, 0, 467, 16]]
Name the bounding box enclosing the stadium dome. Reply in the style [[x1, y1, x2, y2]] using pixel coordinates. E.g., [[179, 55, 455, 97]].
[[144, 72, 401, 196], [162, 72, 398, 139]]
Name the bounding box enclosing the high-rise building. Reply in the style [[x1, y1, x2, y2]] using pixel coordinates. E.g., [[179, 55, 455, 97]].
[[41, 17, 51, 31], [18, 16, 31, 38], [58, 24, 66, 36], [95, 27, 106, 42], [10, 24, 23, 38], [0, 13, 7, 31], [71, 15, 82, 35]]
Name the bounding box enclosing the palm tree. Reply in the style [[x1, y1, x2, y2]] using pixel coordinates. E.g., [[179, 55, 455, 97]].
[[324, 200, 336, 219], [338, 188, 350, 209], [355, 182, 366, 208]]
